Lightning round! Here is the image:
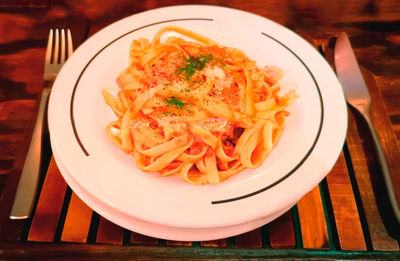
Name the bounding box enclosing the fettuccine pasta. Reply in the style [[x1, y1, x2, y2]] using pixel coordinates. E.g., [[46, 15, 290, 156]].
[[103, 26, 297, 185]]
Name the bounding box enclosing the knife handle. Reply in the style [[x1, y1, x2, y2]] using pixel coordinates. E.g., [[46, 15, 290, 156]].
[[9, 88, 51, 219], [364, 111, 400, 223]]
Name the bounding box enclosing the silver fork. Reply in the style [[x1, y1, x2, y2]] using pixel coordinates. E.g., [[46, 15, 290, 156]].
[[10, 29, 74, 219]]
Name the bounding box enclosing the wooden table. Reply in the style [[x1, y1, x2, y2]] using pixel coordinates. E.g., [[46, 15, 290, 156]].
[[0, 0, 399, 259]]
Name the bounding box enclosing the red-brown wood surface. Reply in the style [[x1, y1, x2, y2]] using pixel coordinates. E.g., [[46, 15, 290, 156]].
[[130, 232, 158, 246], [166, 240, 192, 247], [297, 186, 329, 249], [60, 192, 93, 243], [326, 154, 366, 250], [268, 211, 296, 248], [235, 228, 263, 249], [366, 69, 400, 215], [302, 28, 367, 251], [201, 238, 227, 248], [0, 0, 399, 259], [377, 76, 400, 147], [96, 217, 124, 245], [322, 42, 400, 251], [321, 45, 367, 251], [28, 157, 67, 242], [346, 107, 399, 251]]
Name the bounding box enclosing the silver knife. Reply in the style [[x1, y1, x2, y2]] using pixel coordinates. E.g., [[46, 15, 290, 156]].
[[334, 32, 400, 223]]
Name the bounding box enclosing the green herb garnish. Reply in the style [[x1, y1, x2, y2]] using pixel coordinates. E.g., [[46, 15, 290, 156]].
[[215, 57, 226, 67], [175, 54, 213, 81], [164, 97, 188, 110]]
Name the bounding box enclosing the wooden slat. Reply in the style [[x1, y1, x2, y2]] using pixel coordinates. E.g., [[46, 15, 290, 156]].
[[363, 68, 400, 213], [201, 238, 227, 248], [297, 186, 329, 249], [130, 232, 158, 246], [235, 228, 262, 248], [42, 18, 93, 244], [28, 157, 67, 242], [268, 210, 296, 248], [166, 240, 192, 247], [346, 108, 399, 251], [96, 217, 124, 245], [60, 192, 93, 243], [326, 153, 367, 250], [323, 39, 397, 250], [324, 39, 400, 227], [322, 39, 399, 251]]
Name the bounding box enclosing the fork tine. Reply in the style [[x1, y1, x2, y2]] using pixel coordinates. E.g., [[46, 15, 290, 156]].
[[67, 29, 73, 58], [53, 29, 59, 64], [60, 29, 66, 63], [44, 29, 53, 64]]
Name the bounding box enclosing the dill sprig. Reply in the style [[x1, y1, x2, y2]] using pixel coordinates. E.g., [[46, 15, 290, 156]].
[[164, 97, 189, 110], [175, 54, 213, 81]]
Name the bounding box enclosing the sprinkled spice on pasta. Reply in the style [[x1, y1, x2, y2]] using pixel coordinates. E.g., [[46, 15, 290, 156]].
[[102, 26, 297, 185]]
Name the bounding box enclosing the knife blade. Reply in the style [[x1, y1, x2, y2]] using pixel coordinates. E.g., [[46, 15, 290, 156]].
[[334, 32, 400, 223]]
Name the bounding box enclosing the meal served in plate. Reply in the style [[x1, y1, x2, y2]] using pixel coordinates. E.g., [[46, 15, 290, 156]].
[[102, 26, 297, 185]]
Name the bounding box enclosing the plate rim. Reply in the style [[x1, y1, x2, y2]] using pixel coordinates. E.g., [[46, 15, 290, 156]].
[[48, 4, 348, 229]]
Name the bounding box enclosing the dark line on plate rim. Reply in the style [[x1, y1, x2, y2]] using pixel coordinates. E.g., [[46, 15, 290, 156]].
[[70, 20, 324, 205], [211, 32, 325, 204], [70, 18, 214, 156]]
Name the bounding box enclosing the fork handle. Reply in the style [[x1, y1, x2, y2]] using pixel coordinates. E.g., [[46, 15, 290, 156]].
[[10, 88, 51, 219], [364, 112, 400, 223]]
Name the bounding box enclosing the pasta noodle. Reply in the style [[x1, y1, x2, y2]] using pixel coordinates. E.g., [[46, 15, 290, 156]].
[[103, 26, 297, 185]]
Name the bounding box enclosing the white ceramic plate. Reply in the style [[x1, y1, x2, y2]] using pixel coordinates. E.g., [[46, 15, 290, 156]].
[[52, 146, 292, 241], [48, 5, 347, 239]]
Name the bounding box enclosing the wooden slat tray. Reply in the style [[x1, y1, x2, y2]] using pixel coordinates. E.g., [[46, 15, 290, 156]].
[[0, 27, 399, 260]]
